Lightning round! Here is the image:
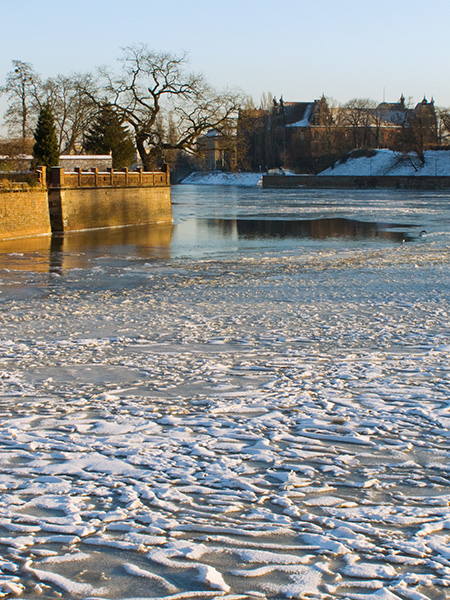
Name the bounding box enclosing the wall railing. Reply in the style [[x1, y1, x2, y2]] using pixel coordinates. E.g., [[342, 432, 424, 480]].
[[1, 165, 170, 190], [50, 166, 170, 188], [0, 170, 44, 188]]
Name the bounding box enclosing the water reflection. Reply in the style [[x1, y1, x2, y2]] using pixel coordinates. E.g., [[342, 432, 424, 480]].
[[0, 212, 421, 276], [0, 236, 53, 273], [202, 217, 417, 242], [0, 224, 173, 274]]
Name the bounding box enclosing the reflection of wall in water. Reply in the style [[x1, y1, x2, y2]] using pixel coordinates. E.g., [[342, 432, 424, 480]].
[[0, 236, 52, 273], [0, 224, 173, 274], [56, 224, 173, 270]]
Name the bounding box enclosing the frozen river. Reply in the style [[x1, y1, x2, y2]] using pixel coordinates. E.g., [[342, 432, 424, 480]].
[[1, 185, 450, 600]]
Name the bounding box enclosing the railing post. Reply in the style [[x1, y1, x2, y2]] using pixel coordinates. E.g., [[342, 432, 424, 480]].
[[108, 168, 114, 186], [37, 166, 46, 186], [75, 167, 82, 187], [91, 167, 98, 187], [162, 163, 170, 185], [138, 167, 143, 185], [123, 167, 128, 186]]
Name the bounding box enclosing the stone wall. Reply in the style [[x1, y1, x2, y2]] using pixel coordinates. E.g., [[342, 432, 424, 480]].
[[59, 155, 112, 171], [48, 166, 172, 233], [49, 186, 172, 233], [0, 188, 51, 240], [263, 175, 450, 189], [0, 166, 172, 240]]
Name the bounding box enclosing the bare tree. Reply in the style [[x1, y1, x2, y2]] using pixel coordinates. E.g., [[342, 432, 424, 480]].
[[341, 98, 377, 149], [1, 62, 98, 154], [236, 100, 266, 172], [311, 96, 340, 153], [0, 60, 41, 148], [438, 107, 450, 145], [99, 45, 243, 170], [259, 92, 274, 111], [43, 73, 98, 153], [398, 99, 438, 163]]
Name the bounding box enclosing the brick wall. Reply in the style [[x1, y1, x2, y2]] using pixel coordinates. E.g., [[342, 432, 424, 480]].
[[49, 186, 172, 232], [0, 171, 44, 187], [0, 189, 51, 240], [0, 166, 172, 239]]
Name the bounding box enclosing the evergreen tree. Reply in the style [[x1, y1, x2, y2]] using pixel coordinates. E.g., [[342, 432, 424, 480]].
[[83, 104, 135, 169], [32, 103, 60, 168]]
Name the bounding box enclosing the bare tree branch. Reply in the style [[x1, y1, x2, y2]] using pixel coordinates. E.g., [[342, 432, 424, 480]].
[[99, 45, 243, 169]]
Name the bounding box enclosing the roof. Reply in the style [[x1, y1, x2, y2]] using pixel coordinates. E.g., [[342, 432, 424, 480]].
[[283, 102, 316, 127]]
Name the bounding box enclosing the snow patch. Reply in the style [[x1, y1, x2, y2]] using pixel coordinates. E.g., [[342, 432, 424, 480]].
[[181, 171, 262, 186]]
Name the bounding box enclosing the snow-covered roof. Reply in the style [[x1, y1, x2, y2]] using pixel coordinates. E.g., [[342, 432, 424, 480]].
[[203, 130, 220, 138], [286, 103, 314, 128]]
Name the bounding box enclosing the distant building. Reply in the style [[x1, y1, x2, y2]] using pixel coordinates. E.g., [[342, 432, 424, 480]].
[[1, 154, 115, 173], [197, 130, 236, 171], [237, 98, 322, 172], [237, 95, 439, 173], [0, 154, 33, 171]]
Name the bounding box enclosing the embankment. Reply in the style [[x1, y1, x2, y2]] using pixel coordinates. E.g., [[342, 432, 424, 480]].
[[0, 166, 172, 240], [263, 175, 450, 189]]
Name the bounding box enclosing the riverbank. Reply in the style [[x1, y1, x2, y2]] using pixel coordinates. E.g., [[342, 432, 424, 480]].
[[181, 171, 262, 186], [263, 174, 450, 189], [183, 150, 450, 189], [321, 148, 450, 176]]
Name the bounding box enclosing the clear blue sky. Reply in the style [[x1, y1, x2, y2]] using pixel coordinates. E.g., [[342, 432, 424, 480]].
[[1, 0, 449, 130]]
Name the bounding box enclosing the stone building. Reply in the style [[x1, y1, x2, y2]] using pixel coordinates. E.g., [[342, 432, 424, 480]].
[[236, 96, 439, 173], [196, 130, 236, 171]]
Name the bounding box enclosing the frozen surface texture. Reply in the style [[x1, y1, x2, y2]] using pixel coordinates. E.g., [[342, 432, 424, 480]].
[[0, 187, 450, 599]]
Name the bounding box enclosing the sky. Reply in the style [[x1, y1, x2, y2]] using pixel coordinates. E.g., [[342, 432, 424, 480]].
[[1, 0, 449, 134]]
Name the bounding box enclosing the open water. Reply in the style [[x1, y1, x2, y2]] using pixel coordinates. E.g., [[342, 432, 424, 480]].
[[0, 185, 450, 599]]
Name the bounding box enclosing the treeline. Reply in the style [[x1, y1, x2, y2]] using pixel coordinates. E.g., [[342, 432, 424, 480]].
[[0, 46, 243, 171], [2, 48, 450, 175]]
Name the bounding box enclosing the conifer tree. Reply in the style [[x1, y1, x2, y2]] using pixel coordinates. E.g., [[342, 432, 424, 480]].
[[32, 103, 59, 168], [83, 103, 135, 169]]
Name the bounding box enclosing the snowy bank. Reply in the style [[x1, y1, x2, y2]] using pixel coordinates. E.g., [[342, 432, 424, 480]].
[[181, 171, 262, 186], [320, 149, 450, 177]]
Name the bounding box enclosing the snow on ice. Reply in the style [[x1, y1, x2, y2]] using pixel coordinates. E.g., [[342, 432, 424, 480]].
[[0, 185, 450, 599]]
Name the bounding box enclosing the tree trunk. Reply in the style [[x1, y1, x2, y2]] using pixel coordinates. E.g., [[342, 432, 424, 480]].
[[135, 135, 150, 170], [135, 135, 164, 171]]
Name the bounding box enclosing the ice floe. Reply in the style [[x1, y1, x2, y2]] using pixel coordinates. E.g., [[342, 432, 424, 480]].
[[1, 186, 450, 598]]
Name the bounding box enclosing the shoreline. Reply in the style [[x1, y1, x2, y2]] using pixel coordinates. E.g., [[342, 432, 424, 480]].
[[262, 174, 450, 189]]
